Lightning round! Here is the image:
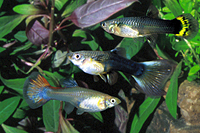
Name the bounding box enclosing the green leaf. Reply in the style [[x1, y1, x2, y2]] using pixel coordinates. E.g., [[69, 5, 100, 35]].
[[161, 7, 171, 13], [0, 97, 21, 124], [0, 15, 28, 39], [89, 112, 103, 123], [43, 100, 60, 132], [82, 40, 99, 50], [13, 4, 43, 15], [0, 86, 4, 94], [62, 0, 87, 17], [14, 31, 27, 42], [162, 13, 175, 19], [0, 0, 3, 9], [172, 41, 189, 51], [0, 74, 27, 96], [117, 38, 144, 59], [130, 97, 161, 133], [2, 124, 28, 133], [188, 64, 200, 76], [13, 108, 26, 119], [166, 61, 182, 119], [72, 29, 87, 38], [55, 0, 68, 11], [163, 0, 182, 17], [104, 32, 114, 40], [179, 0, 193, 13], [11, 42, 32, 55]]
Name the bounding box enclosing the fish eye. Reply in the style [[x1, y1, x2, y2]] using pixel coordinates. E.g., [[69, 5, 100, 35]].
[[101, 22, 106, 27], [73, 53, 81, 60], [110, 98, 116, 104]]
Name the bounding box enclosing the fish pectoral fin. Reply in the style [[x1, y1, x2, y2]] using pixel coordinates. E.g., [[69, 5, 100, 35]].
[[64, 102, 75, 114], [76, 109, 85, 115], [111, 47, 126, 58], [93, 75, 99, 82], [99, 74, 107, 83], [107, 71, 118, 85]]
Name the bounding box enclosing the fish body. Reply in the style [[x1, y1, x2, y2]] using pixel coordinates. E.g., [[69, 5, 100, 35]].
[[67, 48, 176, 96], [100, 14, 198, 39], [23, 72, 121, 115]]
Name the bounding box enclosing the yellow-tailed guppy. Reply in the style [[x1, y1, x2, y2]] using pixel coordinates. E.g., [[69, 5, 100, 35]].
[[100, 14, 198, 39]]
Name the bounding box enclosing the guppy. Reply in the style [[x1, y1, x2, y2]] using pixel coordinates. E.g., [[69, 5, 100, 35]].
[[23, 72, 121, 115], [100, 13, 198, 39], [67, 48, 177, 96]]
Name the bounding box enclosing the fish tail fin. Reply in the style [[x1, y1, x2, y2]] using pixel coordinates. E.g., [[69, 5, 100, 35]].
[[174, 13, 199, 39], [132, 60, 176, 96], [23, 72, 52, 109]]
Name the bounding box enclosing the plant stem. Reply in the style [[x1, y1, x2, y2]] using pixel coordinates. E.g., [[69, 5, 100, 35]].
[[183, 38, 200, 65], [48, 0, 55, 47]]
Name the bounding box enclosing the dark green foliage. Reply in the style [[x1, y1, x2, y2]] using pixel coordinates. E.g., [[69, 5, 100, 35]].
[[0, 0, 199, 133]]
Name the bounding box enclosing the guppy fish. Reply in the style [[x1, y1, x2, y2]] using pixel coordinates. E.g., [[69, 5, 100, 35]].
[[100, 14, 198, 39], [23, 72, 121, 115], [67, 48, 177, 96]]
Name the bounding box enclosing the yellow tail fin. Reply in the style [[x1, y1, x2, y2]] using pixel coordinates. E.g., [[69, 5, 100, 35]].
[[175, 13, 199, 39]]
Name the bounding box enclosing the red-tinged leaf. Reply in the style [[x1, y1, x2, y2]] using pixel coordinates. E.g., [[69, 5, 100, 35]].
[[26, 20, 49, 46], [69, 0, 139, 28]]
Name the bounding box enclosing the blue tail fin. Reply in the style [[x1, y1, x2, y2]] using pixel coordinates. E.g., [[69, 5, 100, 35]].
[[23, 72, 51, 109], [132, 60, 176, 96]]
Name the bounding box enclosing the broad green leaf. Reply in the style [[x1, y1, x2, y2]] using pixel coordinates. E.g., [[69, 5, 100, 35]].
[[117, 38, 144, 59], [0, 15, 28, 39], [72, 29, 87, 38], [55, 0, 68, 11], [82, 40, 99, 50], [43, 100, 60, 132], [13, 108, 26, 119], [62, 0, 87, 17], [2, 124, 28, 133], [130, 97, 161, 133], [172, 41, 189, 51], [187, 74, 198, 81], [89, 112, 103, 123], [13, 4, 43, 15], [0, 97, 21, 124], [162, 13, 175, 20], [179, 0, 193, 13], [166, 61, 182, 119], [14, 31, 27, 42], [11, 42, 32, 55], [161, 7, 171, 13], [0, 74, 27, 96], [188, 64, 200, 76], [0, 86, 4, 94], [0, 0, 3, 9], [163, 0, 182, 17]]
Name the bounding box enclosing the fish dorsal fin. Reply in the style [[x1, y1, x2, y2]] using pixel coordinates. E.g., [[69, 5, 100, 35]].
[[60, 78, 78, 88], [110, 47, 126, 58], [29, 72, 51, 88]]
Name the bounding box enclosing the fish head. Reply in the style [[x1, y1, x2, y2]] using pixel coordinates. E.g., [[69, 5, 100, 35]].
[[100, 20, 119, 34], [105, 96, 121, 108], [67, 51, 86, 66]]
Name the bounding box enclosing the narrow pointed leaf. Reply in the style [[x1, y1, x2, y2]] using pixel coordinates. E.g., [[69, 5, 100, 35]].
[[0, 97, 21, 124], [13, 4, 46, 15], [10, 42, 32, 55], [69, 0, 139, 28], [2, 124, 28, 133], [166, 61, 182, 119], [43, 100, 60, 132], [0, 74, 26, 95], [130, 97, 161, 133], [55, 0, 69, 11], [0, 86, 4, 94], [0, 0, 3, 9], [0, 15, 28, 39], [89, 112, 103, 123], [60, 114, 79, 133]]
